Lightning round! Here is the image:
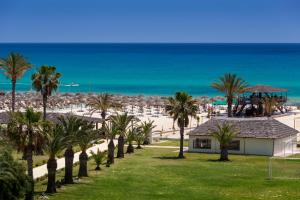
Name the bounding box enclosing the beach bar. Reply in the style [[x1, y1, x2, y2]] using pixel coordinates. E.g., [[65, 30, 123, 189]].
[[234, 85, 287, 117]]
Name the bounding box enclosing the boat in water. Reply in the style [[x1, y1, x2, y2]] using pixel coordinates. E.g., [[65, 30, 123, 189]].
[[65, 82, 80, 87]]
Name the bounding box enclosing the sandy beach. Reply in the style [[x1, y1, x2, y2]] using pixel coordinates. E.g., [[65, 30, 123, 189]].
[[0, 92, 299, 141]]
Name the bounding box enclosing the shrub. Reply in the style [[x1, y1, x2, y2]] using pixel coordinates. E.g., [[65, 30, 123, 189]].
[[90, 149, 107, 170]]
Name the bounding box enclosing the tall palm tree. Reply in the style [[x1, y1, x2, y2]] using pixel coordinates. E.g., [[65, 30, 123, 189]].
[[140, 120, 156, 145], [0, 53, 31, 112], [0, 150, 31, 200], [31, 65, 61, 120], [211, 123, 238, 161], [166, 92, 198, 158], [44, 124, 66, 193], [103, 121, 118, 165], [110, 113, 136, 158], [58, 115, 83, 184], [212, 73, 248, 117], [76, 120, 95, 177], [87, 93, 120, 134]]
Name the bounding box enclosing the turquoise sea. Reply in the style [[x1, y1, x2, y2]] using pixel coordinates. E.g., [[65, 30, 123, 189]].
[[0, 43, 300, 102]]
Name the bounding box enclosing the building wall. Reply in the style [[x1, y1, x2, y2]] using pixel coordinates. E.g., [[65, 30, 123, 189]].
[[189, 135, 275, 156], [244, 138, 273, 156], [274, 136, 297, 156]]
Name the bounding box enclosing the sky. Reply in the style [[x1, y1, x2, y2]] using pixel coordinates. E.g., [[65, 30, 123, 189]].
[[0, 0, 300, 43]]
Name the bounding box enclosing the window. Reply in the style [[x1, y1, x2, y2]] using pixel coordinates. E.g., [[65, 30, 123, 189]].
[[194, 138, 211, 149], [228, 140, 240, 151]]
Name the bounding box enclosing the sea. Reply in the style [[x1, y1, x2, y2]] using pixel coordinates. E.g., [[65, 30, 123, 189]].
[[0, 43, 300, 103]]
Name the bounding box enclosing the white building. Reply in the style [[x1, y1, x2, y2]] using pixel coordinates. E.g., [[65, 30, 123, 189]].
[[188, 117, 298, 156]]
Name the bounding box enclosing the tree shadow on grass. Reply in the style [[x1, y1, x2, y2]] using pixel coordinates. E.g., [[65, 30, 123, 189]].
[[153, 156, 184, 160], [207, 159, 231, 162]]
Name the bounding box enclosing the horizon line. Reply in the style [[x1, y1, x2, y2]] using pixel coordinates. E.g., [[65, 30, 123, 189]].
[[1, 42, 300, 44]]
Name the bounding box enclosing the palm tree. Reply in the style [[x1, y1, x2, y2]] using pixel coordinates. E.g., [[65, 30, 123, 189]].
[[196, 116, 200, 127], [0, 53, 31, 112], [12, 108, 43, 200], [135, 127, 145, 149], [110, 113, 136, 158], [58, 115, 83, 184], [212, 73, 247, 117], [211, 123, 238, 161], [140, 120, 156, 145], [166, 92, 198, 158], [87, 93, 120, 134], [103, 121, 119, 165], [6, 112, 27, 159], [262, 97, 277, 117], [76, 120, 95, 177], [0, 150, 31, 200], [90, 149, 107, 170], [44, 124, 66, 193], [126, 127, 138, 153], [31, 65, 61, 120]]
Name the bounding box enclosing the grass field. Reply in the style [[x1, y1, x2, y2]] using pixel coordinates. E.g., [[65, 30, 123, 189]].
[[151, 140, 189, 147], [35, 148, 300, 200]]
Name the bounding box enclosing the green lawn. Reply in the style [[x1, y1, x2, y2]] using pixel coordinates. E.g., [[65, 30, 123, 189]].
[[35, 148, 300, 200], [152, 140, 189, 147]]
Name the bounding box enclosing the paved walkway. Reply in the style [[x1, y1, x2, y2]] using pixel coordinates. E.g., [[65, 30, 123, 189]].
[[33, 140, 185, 179], [33, 140, 112, 179]]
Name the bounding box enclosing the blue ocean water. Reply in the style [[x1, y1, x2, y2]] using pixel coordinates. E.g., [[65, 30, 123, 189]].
[[0, 43, 300, 101]]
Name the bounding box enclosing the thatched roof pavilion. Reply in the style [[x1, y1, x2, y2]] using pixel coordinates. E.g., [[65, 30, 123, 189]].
[[0, 112, 102, 125], [234, 84, 288, 117], [244, 85, 287, 93]]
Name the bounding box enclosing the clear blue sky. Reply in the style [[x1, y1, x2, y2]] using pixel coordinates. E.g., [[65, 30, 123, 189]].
[[1, 0, 299, 43]]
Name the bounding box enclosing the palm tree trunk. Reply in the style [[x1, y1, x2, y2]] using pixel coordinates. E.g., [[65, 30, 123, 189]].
[[42, 94, 47, 121], [227, 97, 233, 117], [25, 179, 34, 200], [64, 147, 74, 184], [101, 111, 106, 136], [143, 133, 150, 145], [136, 142, 142, 149], [107, 139, 115, 165], [95, 159, 101, 170], [46, 158, 57, 193], [22, 147, 27, 160], [178, 126, 185, 158], [127, 142, 134, 153], [78, 150, 88, 177], [25, 131, 34, 200], [117, 135, 124, 158], [220, 148, 229, 161], [11, 79, 16, 112]]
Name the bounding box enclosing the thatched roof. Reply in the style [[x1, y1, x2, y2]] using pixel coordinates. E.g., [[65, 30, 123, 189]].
[[189, 117, 298, 139], [0, 112, 102, 124], [244, 85, 287, 93]]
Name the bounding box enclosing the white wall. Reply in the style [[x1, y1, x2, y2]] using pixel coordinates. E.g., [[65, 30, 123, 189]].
[[189, 135, 275, 156], [274, 136, 297, 156], [244, 138, 273, 156]]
